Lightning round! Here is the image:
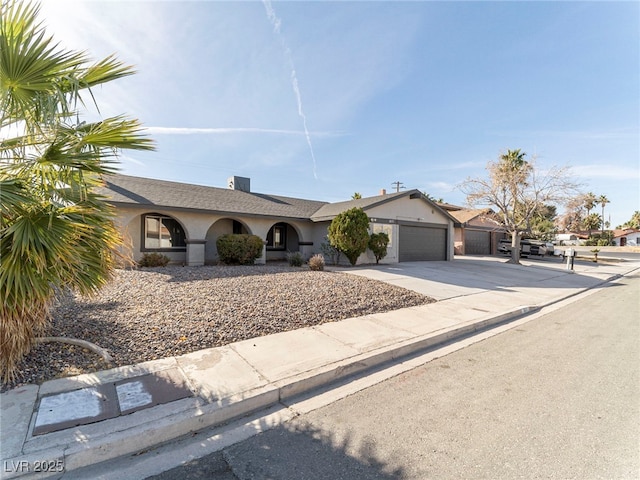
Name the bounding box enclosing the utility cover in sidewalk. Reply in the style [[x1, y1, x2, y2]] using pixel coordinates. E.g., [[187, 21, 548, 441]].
[[33, 384, 119, 436], [32, 369, 192, 436], [115, 368, 192, 415]]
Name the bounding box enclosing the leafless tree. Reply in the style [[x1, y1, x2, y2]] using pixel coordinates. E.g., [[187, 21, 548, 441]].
[[459, 149, 580, 264]]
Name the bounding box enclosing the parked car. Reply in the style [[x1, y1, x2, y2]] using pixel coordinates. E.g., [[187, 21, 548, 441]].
[[498, 238, 547, 257]]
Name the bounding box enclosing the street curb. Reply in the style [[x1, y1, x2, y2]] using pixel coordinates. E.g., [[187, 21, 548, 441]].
[[2, 305, 539, 479]]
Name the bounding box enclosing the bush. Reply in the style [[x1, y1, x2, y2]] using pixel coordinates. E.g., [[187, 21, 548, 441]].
[[320, 238, 341, 265], [368, 232, 390, 264], [328, 207, 370, 266], [287, 251, 304, 267], [138, 252, 170, 268], [308, 254, 325, 271], [216, 234, 264, 265]]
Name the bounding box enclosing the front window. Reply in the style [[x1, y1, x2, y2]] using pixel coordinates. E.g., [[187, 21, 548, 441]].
[[143, 215, 186, 250], [266, 223, 286, 250]]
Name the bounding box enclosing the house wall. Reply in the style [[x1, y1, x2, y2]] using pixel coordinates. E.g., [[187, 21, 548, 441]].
[[367, 197, 453, 262], [111, 193, 453, 267], [455, 217, 507, 255], [113, 205, 317, 266], [614, 233, 640, 246], [308, 197, 453, 265]]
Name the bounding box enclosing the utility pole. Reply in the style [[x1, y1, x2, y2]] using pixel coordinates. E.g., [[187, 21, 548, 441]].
[[391, 181, 405, 193]]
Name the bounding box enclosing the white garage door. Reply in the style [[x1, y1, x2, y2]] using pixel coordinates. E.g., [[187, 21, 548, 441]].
[[399, 225, 447, 261]]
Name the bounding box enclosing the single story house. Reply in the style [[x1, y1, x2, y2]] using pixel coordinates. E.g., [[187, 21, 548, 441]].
[[99, 174, 456, 266], [612, 229, 640, 247], [438, 204, 508, 255], [554, 232, 590, 245]]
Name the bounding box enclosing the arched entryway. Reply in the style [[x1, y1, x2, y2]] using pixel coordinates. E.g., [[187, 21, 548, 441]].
[[265, 222, 301, 261], [205, 218, 251, 265]]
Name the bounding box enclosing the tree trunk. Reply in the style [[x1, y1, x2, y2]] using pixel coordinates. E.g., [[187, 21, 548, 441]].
[[509, 231, 521, 264]]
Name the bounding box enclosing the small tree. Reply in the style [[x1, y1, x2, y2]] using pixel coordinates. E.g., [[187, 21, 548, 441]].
[[327, 207, 370, 266], [459, 149, 579, 264], [368, 232, 390, 264]]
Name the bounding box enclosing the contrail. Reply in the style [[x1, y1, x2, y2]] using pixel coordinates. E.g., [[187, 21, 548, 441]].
[[263, 0, 318, 180]]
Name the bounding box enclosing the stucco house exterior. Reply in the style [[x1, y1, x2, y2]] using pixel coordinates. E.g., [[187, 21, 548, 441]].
[[99, 174, 456, 266], [612, 229, 640, 246], [438, 204, 507, 255]]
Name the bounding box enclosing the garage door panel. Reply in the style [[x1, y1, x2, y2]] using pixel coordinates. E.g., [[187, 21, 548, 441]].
[[465, 230, 491, 255], [399, 225, 446, 261]]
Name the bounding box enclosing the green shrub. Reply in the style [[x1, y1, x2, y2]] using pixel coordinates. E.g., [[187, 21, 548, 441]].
[[368, 232, 390, 264], [308, 254, 325, 271], [287, 251, 304, 267], [328, 207, 370, 266], [138, 252, 170, 268], [216, 234, 264, 265]]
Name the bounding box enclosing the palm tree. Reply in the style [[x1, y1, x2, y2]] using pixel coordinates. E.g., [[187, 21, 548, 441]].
[[584, 213, 602, 232], [0, 1, 154, 381], [582, 192, 597, 233], [498, 149, 530, 264], [598, 195, 609, 235]]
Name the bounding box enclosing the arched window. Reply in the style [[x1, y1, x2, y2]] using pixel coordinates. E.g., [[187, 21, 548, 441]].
[[142, 214, 186, 251]]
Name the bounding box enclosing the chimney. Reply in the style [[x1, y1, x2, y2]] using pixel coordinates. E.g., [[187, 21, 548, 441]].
[[227, 176, 250, 192], [379, 188, 387, 195]]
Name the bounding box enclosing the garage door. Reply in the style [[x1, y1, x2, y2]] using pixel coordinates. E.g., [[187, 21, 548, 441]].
[[465, 230, 491, 255], [399, 225, 447, 261]]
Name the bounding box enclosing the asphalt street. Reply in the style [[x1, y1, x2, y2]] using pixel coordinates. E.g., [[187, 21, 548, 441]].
[[147, 272, 639, 479]]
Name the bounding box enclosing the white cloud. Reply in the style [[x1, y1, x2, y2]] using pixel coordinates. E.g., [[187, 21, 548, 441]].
[[572, 164, 640, 181], [145, 127, 345, 137]]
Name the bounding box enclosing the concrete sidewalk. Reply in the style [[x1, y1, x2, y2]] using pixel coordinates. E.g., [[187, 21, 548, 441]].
[[2, 255, 638, 479]]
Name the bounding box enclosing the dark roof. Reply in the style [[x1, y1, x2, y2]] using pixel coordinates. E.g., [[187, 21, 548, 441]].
[[310, 190, 412, 221], [311, 189, 458, 223], [99, 174, 328, 220]]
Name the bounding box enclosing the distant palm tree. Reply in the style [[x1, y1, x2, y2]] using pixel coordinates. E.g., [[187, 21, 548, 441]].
[[598, 195, 609, 234], [584, 213, 602, 232], [583, 192, 597, 233], [0, 1, 154, 381]]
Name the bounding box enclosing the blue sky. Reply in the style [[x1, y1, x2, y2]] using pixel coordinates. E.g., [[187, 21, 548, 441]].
[[40, 0, 639, 228]]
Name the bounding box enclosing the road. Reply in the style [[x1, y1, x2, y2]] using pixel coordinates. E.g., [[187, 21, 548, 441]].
[[148, 273, 639, 480]]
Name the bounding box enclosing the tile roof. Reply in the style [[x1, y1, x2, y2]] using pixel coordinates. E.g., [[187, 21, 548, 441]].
[[448, 208, 495, 224], [99, 174, 328, 220]]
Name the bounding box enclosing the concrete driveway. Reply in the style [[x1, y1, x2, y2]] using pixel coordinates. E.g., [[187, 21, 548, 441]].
[[334, 255, 639, 301]]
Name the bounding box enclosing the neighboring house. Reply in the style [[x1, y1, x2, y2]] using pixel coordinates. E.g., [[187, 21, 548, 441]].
[[99, 174, 455, 266], [554, 232, 589, 245], [612, 229, 640, 246], [438, 204, 507, 255]]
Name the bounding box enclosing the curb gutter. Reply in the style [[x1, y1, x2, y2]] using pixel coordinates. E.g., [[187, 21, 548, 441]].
[[2, 305, 538, 480]]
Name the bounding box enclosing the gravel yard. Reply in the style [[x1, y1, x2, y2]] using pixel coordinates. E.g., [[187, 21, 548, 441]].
[[3, 265, 435, 391]]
